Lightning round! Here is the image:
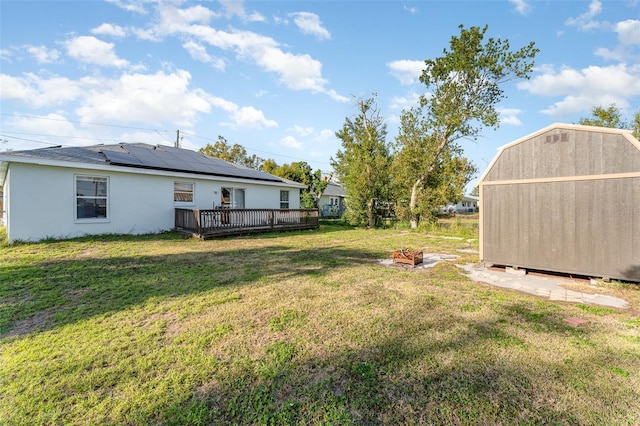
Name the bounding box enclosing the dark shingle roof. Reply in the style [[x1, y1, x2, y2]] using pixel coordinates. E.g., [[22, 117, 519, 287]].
[[322, 181, 346, 197], [3, 143, 285, 183]]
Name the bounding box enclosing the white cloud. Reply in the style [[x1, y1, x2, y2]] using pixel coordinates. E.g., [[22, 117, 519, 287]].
[[387, 60, 424, 85], [281, 135, 303, 149], [142, 3, 344, 100], [565, 0, 603, 31], [91, 23, 128, 37], [0, 49, 12, 63], [326, 89, 349, 103], [316, 129, 334, 141], [6, 113, 76, 135], [389, 92, 420, 111], [595, 19, 640, 61], [64, 36, 130, 68], [0, 73, 83, 108], [614, 19, 640, 46], [155, 3, 218, 35], [518, 63, 640, 118], [105, 0, 150, 15], [207, 94, 277, 129], [497, 107, 524, 125], [290, 125, 314, 136], [594, 46, 628, 61], [290, 12, 331, 40], [403, 5, 419, 14], [509, 0, 532, 16], [76, 70, 211, 126], [0, 113, 138, 151], [25, 45, 60, 64], [231, 106, 278, 129], [183, 40, 225, 70], [219, 0, 265, 22]]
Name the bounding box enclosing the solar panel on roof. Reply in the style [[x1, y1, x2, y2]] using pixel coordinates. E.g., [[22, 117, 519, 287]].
[[103, 144, 283, 182], [102, 150, 146, 166]]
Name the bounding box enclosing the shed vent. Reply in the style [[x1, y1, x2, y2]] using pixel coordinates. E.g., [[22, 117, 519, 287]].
[[545, 133, 569, 144]]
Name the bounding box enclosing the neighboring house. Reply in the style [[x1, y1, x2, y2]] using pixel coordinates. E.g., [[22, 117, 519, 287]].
[[0, 143, 306, 243], [318, 181, 346, 218], [441, 195, 479, 215], [479, 123, 640, 282]]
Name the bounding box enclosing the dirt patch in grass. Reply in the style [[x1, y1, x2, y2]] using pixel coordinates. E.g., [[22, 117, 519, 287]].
[[5, 310, 54, 338]]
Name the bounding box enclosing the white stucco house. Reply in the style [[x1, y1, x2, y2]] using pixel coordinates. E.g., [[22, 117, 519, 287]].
[[440, 195, 479, 215], [318, 181, 346, 218], [0, 143, 306, 243]]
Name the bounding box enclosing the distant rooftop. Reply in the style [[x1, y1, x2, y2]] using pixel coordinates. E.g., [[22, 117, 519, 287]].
[[322, 181, 345, 197]]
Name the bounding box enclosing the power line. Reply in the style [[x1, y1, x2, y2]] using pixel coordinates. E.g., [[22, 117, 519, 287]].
[[180, 130, 333, 166], [0, 131, 126, 143], [0, 134, 62, 146], [0, 115, 334, 167], [0, 113, 171, 133]]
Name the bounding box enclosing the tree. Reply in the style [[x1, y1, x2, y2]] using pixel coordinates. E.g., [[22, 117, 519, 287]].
[[266, 161, 328, 208], [392, 106, 477, 224], [260, 158, 279, 175], [199, 136, 264, 169], [578, 104, 627, 128], [578, 104, 640, 139], [397, 24, 538, 228], [332, 96, 392, 227]]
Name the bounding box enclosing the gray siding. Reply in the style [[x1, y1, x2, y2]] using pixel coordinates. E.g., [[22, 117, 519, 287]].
[[481, 125, 640, 282], [483, 129, 640, 181]]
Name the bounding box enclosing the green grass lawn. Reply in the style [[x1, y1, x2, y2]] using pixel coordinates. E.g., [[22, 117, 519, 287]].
[[1, 223, 639, 425]]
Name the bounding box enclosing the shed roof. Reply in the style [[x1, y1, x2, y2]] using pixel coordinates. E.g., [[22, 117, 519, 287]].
[[479, 123, 640, 184], [0, 143, 304, 187]]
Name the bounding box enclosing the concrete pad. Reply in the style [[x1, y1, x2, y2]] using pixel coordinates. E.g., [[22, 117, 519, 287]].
[[506, 267, 527, 276], [458, 264, 628, 309]]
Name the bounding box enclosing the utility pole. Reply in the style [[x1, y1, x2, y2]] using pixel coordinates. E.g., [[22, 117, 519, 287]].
[[175, 129, 180, 148]]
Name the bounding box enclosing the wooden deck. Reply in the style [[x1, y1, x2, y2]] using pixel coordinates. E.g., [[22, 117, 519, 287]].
[[175, 208, 319, 238]]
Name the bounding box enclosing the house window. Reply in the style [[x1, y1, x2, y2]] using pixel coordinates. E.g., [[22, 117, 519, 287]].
[[280, 190, 289, 209], [75, 175, 108, 220], [221, 187, 245, 209], [174, 182, 194, 203]]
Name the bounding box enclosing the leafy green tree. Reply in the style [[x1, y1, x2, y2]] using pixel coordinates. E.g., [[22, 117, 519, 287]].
[[199, 136, 264, 169], [260, 158, 279, 175], [392, 106, 477, 224], [332, 96, 392, 227], [397, 24, 538, 228], [469, 185, 479, 197], [578, 104, 627, 128], [578, 104, 640, 139], [263, 160, 328, 209]]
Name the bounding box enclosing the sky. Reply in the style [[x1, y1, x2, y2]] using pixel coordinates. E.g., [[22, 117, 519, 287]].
[[1, 0, 639, 191]]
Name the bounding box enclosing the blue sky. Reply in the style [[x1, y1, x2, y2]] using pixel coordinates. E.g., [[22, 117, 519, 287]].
[[1, 0, 639, 191]]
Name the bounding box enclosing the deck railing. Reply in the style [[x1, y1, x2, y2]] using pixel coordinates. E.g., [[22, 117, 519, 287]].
[[175, 208, 319, 238]]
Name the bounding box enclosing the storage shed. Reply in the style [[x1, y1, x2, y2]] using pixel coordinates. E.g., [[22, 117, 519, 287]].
[[479, 123, 640, 282]]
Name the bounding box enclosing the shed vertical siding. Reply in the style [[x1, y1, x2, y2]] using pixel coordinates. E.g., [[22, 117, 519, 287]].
[[480, 124, 640, 282]]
